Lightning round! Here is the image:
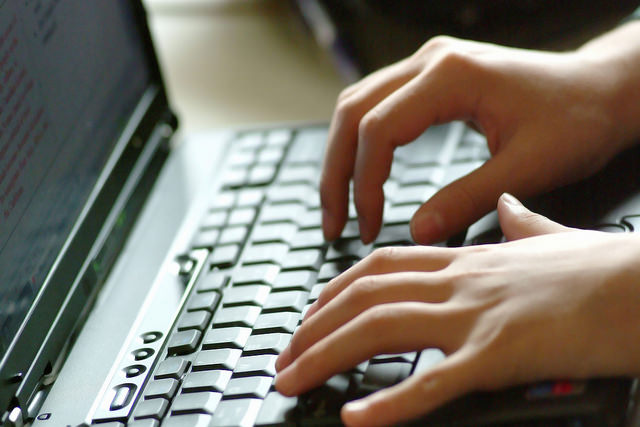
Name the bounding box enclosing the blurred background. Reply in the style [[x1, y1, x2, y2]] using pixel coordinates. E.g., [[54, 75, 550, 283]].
[[143, 0, 639, 134]]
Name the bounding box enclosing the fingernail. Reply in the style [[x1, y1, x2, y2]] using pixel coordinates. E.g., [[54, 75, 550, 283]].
[[274, 364, 295, 395], [501, 192, 522, 207], [343, 399, 369, 414], [410, 211, 443, 244]]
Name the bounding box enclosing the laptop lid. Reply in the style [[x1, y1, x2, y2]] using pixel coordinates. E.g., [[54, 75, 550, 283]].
[[0, 1, 174, 420]]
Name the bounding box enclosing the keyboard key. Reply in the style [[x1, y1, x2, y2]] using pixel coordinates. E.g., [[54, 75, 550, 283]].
[[242, 243, 289, 265], [370, 352, 416, 364], [272, 270, 315, 292], [222, 168, 248, 188], [202, 327, 251, 350], [222, 285, 270, 307], [218, 226, 249, 245], [297, 208, 322, 228], [290, 228, 325, 250], [253, 312, 300, 335], [187, 291, 220, 313], [398, 166, 438, 186], [224, 376, 272, 399], [281, 249, 322, 270], [243, 333, 292, 356], [326, 239, 370, 261], [167, 330, 202, 356], [255, 392, 298, 426], [308, 283, 326, 302], [374, 224, 414, 247], [210, 191, 236, 210], [237, 132, 264, 150], [260, 203, 305, 223], [285, 128, 327, 165], [267, 184, 316, 205], [257, 146, 285, 164], [233, 355, 277, 377], [248, 165, 277, 186], [200, 211, 228, 229], [277, 165, 318, 185], [191, 229, 220, 249], [210, 244, 241, 268], [317, 260, 357, 282], [262, 291, 308, 313], [196, 271, 229, 292], [388, 184, 436, 206], [251, 222, 297, 244], [128, 420, 159, 427], [266, 128, 292, 147], [228, 208, 256, 226], [622, 215, 640, 231], [213, 306, 261, 328], [228, 150, 256, 167], [210, 399, 262, 427], [413, 348, 446, 374], [163, 414, 212, 427], [362, 362, 412, 387], [132, 398, 168, 420], [193, 349, 242, 371], [236, 188, 265, 208], [233, 264, 280, 286], [177, 311, 211, 332], [171, 391, 222, 415], [384, 204, 420, 226], [154, 357, 189, 380], [182, 370, 232, 393], [144, 378, 179, 400]]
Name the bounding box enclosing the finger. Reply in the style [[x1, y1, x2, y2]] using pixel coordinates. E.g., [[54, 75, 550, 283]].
[[410, 145, 540, 244], [341, 351, 477, 427], [306, 246, 455, 320], [353, 56, 485, 243], [497, 193, 573, 240], [275, 302, 459, 396], [321, 59, 419, 241], [276, 271, 454, 372]]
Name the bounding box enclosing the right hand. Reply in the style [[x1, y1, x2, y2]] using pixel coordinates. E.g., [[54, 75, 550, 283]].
[[320, 35, 634, 244]]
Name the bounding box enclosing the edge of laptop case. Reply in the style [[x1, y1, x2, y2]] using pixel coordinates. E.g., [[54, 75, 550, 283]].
[[0, 1, 177, 423]]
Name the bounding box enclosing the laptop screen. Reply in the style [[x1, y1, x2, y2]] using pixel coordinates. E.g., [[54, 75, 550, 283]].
[[0, 1, 151, 357]]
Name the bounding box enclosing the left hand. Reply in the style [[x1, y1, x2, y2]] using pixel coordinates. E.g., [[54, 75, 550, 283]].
[[275, 194, 640, 427]]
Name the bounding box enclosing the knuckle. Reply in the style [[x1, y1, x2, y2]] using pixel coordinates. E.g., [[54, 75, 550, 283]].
[[334, 95, 361, 128], [361, 304, 394, 330], [357, 109, 384, 143], [418, 35, 456, 55], [368, 246, 400, 268]]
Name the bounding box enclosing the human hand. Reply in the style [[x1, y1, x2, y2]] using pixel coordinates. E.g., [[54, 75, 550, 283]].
[[320, 34, 635, 244], [276, 194, 640, 426]]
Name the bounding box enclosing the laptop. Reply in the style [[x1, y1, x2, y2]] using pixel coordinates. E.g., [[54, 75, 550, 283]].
[[1, 1, 639, 426]]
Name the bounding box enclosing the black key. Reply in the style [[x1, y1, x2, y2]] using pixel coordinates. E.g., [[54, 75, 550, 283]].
[[233, 354, 278, 377], [255, 392, 298, 426], [177, 311, 211, 332], [233, 264, 280, 286], [224, 376, 272, 399], [171, 391, 222, 415], [128, 419, 159, 427], [251, 222, 297, 244], [218, 226, 249, 245], [281, 249, 322, 270], [154, 357, 189, 380], [167, 330, 202, 356], [285, 128, 327, 165], [290, 228, 325, 250], [248, 165, 277, 186], [222, 285, 270, 307], [317, 260, 356, 282], [236, 188, 264, 207], [144, 378, 179, 400], [191, 229, 220, 249], [182, 370, 232, 393], [210, 399, 263, 427], [210, 244, 241, 268], [242, 243, 289, 265], [228, 208, 256, 226], [213, 306, 261, 328], [253, 312, 300, 335], [362, 362, 412, 387], [272, 270, 315, 292], [262, 291, 308, 313], [163, 414, 212, 427], [374, 224, 413, 247], [202, 327, 251, 350], [133, 398, 168, 420], [187, 291, 220, 313], [193, 349, 242, 371], [196, 271, 229, 292], [243, 333, 292, 356]]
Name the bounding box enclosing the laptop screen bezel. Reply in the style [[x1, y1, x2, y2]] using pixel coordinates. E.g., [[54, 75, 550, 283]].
[[0, 0, 176, 416]]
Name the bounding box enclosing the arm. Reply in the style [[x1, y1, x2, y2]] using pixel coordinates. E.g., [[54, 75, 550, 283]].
[[320, 21, 640, 244]]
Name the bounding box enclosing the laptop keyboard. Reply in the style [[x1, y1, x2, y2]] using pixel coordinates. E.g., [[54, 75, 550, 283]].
[[94, 123, 492, 427]]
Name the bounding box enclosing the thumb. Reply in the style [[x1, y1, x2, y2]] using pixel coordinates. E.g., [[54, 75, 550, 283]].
[[497, 193, 572, 240]]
